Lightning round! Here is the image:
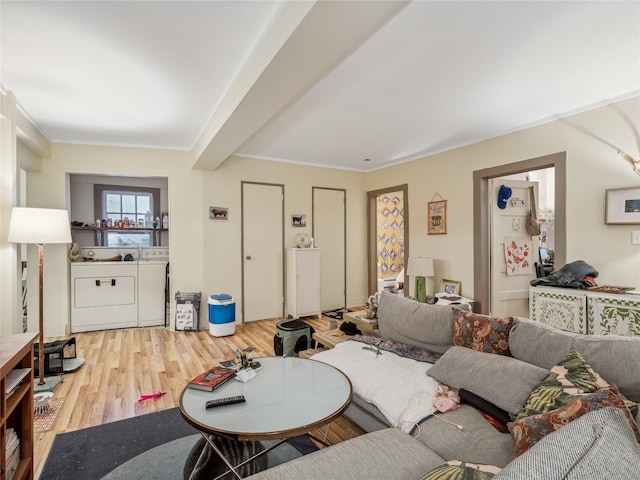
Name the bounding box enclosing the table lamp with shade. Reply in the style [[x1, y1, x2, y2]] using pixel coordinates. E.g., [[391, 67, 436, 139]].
[[8, 207, 72, 392], [406, 257, 434, 303]]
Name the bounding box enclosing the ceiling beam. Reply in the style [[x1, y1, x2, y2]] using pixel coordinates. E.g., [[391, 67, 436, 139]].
[[191, 0, 408, 171]]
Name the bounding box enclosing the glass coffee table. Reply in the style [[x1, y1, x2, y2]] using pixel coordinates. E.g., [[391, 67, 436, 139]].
[[180, 356, 352, 479]]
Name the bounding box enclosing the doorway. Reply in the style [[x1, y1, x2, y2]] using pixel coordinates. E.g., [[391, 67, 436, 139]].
[[241, 182, 284, 322], [367, 184, 409, 296], [473, 152, 566, 314], [312, 187, 346, 311], [489, 177, 540, 318]]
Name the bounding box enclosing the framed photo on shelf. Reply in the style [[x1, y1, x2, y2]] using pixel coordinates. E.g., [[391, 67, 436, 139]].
[[427, 200, 447, 234], [441, 279, 461, 296], [605, 187, 640, 224]]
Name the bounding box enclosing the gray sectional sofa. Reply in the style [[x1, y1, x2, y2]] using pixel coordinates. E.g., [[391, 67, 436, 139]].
[[247, 291, 640, 479]]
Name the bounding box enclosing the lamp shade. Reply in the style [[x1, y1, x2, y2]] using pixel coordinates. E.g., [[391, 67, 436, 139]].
[[8, 207, 72, 244], [406, 257, 434, 277]]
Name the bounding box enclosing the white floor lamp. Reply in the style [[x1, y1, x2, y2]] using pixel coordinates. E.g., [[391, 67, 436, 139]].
[[9, 207, 72, 392]]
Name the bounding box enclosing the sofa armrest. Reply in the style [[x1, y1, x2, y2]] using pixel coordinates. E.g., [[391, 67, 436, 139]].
[[245, 428, 445, 480]]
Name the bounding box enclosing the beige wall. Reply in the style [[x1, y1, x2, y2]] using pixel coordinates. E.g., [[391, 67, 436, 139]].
[[26, 144, 204, 336], [7, 95, 640, 337], [201, 156, 367, 325], [24, 147, 367, 335], [366, 96, 640, 299]]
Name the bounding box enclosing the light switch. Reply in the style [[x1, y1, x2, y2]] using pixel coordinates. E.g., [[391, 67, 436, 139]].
[[632, 230, 640, 245]]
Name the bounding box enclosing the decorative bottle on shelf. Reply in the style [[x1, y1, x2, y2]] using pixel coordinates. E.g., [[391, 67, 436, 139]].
[[154, 217, 159, 228], [145, 211, 152, 228], [162, 213, 168, 229]]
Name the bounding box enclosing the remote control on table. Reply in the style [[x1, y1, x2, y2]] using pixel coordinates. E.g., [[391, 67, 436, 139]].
[[205, 395, 246, 408]]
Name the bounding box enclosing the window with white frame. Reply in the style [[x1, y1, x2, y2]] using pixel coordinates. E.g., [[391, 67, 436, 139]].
[[101, 189, 154, 246]]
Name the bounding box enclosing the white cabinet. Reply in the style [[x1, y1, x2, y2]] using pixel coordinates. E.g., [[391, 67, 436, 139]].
[[587, 291, 640, 336], [529, 286, 588, 333], [529, 286, 640, 336], [71, 263, 138, 332], [286, 248, 321, 319]]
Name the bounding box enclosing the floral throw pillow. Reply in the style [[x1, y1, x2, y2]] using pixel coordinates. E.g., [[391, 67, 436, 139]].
[[422, 460, 501, 480], [508, 388, 640, 457], [452, 310, 513, 356], [513, 349, 638, 421]]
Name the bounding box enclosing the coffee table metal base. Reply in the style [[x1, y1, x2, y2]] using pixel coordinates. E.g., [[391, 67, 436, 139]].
[[188, 432, 287, 480], [188, 424, 333, 480], [180, 357, 352, 479]]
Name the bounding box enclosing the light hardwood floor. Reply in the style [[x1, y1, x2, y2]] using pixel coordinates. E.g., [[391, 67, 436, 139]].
[[34, 315, 365, 479]]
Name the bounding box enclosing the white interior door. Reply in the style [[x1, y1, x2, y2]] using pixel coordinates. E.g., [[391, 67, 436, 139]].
[[242, 183, 284, 322], [490, 178, 539, 318], [313, 188, 346, 311]]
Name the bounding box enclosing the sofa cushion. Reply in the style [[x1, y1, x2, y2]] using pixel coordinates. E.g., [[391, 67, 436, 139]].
[[427, 346, 548, 415], [508, 316, 640, 403], [514, 349, 638, 421], [244, 428, 445, 480], [509, 388, 640, 457], [416, 405, 514, 468], [422, 460, 501, 480], [494, 407, 640, 480], [452, 310, 513, 356], [377, 291, 456, 354]]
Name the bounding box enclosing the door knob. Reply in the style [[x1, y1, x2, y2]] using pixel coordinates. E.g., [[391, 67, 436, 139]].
[[246, 255, 252, 260]]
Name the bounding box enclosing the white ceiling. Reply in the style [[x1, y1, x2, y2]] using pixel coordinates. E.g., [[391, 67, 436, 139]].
[[1, 1, 639, 172]]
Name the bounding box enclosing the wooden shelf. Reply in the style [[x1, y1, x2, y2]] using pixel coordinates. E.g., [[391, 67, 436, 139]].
[[71, 226, 168, 232], [1, 332, 38, 480], [71, 226, 168, 246]]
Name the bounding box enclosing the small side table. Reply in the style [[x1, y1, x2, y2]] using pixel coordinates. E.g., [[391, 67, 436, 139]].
[[312, 328, 350, 349], [435, 293, 475, 311], [343, 310, 379, 334], [298, 347, 326, 359]]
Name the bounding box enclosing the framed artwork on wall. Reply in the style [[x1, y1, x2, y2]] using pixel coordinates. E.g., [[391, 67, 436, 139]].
[[291, 214, 307, 227], [427, 200, 447, 234], [605, 187, 640, 224], [209, 206, 228, 220]]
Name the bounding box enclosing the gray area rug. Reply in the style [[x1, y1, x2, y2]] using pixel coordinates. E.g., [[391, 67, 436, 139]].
[[102, 434, 308, 480], [41, 407, 316, 480]]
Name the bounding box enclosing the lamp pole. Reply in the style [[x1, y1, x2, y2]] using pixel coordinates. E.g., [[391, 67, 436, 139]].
[[37, 243, 45, 385]]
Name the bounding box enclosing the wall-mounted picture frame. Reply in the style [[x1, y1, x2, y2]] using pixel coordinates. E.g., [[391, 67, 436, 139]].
[[441, 279, 461, 295], [291, 214, 306, 227], [605, 187, 640, 224], [209, 206, 228, 220], [427, 200, 447, 234]]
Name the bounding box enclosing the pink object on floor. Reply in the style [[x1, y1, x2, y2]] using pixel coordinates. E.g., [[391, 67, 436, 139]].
[[138, 391, 166, 402]]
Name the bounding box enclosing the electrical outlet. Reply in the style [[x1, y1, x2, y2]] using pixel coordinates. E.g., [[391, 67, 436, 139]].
[[632, 230, 640, 245]]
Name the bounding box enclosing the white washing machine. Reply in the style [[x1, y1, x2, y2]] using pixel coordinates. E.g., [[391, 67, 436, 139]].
[[138, 247, 169, 327], [70, 247, 139, 332]]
